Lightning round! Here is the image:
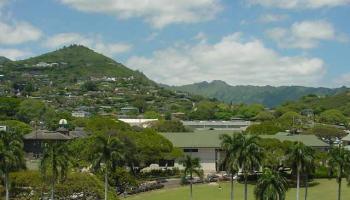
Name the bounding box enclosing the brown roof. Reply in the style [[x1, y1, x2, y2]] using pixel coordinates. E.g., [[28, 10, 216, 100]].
[[24, 130, 72, 140]]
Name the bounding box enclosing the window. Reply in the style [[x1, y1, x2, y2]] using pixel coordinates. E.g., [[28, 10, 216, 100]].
[[183, 148, 198, 153]]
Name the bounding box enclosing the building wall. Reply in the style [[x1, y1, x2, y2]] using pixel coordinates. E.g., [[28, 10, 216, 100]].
[[175, 148, 218, 173]]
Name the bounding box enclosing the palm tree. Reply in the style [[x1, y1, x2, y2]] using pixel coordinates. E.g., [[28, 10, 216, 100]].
[[231, 134, 263, 200], [90, 133, 124, 200], [255, 168, 288, 200], [220, 134, 240, 200], [179, 155, 202, 200], [302, 148, 315, 200], [328, 147, 350, 200], [286, 142, 314, 200], [40, 142, 70, 200], [0, 130, 25, 200]]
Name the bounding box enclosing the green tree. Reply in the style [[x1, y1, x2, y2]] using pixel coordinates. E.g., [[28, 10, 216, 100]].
[[179, 155, 202, 200], [320, 109, 348, 126], [0, 120, 32, 135], [254, 168, 288, 200], [307, 125, 346, 145], [254, 111, 275, 121], [286, 142, 314, 200], [0, 130, 25, 200], [220, 134, 240, 200], [89, 133, 124, 200], [238, 104, 264, 119], [278, 111, 303, 132], [81, 81, 98, 91], [230, 134, 263, 200], [40, 142, 70, 200], [328, 147, 350, 200], [245, 121, 283, 135]]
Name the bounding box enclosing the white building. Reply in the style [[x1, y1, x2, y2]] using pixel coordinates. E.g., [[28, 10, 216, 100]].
[[182, 120, 252, 131], [118, 118, 158, 128], [161, 131, 329, 173], [0, 125, 7, 131], [72, 111, 91, 118]]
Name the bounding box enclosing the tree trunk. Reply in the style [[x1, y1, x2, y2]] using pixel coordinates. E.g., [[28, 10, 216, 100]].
[[105, 168, 108, 200], [190, 172, 193, 200], [337, 177, 342, 200], [244, 174, 248, 200], [296, 166, 300, 200], [304, 174, 308, 200], [5, 173, 9, 200], [51, 179, 54, 200], [230, 173, 234, 200]]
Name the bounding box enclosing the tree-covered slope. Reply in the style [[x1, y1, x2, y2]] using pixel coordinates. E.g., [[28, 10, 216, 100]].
[[168, 80, 347, 108], [1, 45, 153, 86]]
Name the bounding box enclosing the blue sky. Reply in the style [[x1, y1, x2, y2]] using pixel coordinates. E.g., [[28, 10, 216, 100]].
[[0, 0, 349, 87]]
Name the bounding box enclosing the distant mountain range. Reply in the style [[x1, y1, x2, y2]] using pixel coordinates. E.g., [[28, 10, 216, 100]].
[[167, 80, 348, 107]]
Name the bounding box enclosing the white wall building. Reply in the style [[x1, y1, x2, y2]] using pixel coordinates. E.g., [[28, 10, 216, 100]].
[[118, 118, 158, 128]]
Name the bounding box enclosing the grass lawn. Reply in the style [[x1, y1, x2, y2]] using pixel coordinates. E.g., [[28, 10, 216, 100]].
[[127, 179, 350, 200]]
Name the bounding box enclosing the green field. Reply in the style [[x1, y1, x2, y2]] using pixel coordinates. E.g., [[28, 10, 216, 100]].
[[127, 179, 350, 200]]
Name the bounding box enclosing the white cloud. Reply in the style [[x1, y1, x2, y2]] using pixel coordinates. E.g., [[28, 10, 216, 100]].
[[0, 20, 42, 45], [247, 0, 350, 9], [44, 33, 132, 56], [333, 73, 350, 86], [266, 20, 347, 49], [258, 14, 288, 23], [0, 48, 32, 60], [0, 0, 8, 7], [60, 0, 222, 28], [126, 32, 326, 86]]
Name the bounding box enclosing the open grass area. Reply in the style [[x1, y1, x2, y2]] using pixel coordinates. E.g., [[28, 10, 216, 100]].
[[127, 179, 350, 200]]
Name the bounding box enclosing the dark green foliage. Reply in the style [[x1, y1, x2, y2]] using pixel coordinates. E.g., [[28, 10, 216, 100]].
[[81, 81, 98, 91], [0, 120, 32, 135], [245, 121, 283, 135], [152, 120, 189, 132], [319, 109, 348, 125], [9, 171, 118, 200], [255, 168, 288, 200], [306, 125, 346, 145], [168, 80, 346, 107], [0, 97, 21, 119]]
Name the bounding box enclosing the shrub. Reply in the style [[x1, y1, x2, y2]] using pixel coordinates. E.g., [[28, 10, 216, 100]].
[[9, 171, 118, 200]]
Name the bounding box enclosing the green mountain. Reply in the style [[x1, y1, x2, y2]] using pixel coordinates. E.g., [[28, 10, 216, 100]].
[[2, 45, 152, 86], [0, 45, 200, 115], [168, 80, 347, 108], [0, 56, 11, 64]]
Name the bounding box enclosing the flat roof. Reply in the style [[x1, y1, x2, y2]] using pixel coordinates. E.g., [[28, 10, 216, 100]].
[[160, 131, 329, 148], [182, 120, 250, 126]]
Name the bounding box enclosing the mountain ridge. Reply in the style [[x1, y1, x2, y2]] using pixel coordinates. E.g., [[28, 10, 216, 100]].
[[167, 80, 348, 107]]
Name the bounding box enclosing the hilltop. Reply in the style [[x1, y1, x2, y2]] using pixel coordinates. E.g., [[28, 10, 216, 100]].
[[0, 45, 202, 117], [168, 80, 347, 107]]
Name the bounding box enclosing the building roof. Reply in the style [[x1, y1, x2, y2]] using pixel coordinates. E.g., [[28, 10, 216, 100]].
[[160, 131, 329, 148], [24, 130, 71, 140], [182, 120, 250, 126]]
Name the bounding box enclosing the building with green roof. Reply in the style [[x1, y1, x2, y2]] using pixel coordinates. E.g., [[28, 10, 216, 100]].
[[161, 131, 329, 173]]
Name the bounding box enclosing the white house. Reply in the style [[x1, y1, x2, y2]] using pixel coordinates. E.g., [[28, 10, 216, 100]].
[[161, 131, 329, 173], [72, 111, 91, 118]]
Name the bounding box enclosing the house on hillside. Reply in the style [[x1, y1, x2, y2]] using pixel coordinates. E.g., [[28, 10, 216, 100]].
[[342, 134, 350, 149], [160, 131, 329, 173], [72, 110, 91, 118], [118, 118, 158, 128]]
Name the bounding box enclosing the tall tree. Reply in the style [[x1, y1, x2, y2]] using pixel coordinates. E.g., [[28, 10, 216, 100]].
[[328, 147, 350, 200], [90, 133, 124, 200], [179, 155, 202, 200], [255, 168, 288, 200], [286, 142, 314, 200], [0, 130, 25, 200], [40, 142, 70, 200], [226, 134, 263, 200], [220, 134, 240, 200]]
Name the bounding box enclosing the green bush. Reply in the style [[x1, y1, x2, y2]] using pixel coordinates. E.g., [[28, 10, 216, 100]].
[[8, 171, 118, 200]]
